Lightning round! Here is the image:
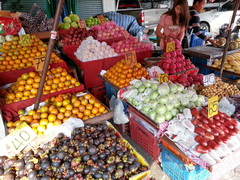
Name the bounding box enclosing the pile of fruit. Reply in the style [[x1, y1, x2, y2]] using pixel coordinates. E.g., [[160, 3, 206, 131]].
[[86, 16, 109, 28], [170, 71, 204, 87], [7, 92, 107, 135], [103, 60, 150, 88], [91, 21, 126, 41], [0, 35, 14, 49], [0, 35, 62, 72], [211, 51, 240, 74], [59, 27, 96, 46], [157, 50, 195, 75], [59, 14, 80, 30], [199, 77, 240, 99], [1, 67, 80, 104], [0, 123, 148, 179], [111, 36, 152, 55]]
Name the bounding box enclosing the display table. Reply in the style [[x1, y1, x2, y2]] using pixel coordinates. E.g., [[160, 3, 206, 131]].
[[63, 45, 152, 89]]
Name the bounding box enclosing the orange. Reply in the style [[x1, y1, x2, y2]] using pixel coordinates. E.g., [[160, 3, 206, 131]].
[[77, 112, 84, 119], [17, 109, 25, 115], [48, 114, 57, 122], [73, 100, 81, 107], [30, 120, 40, 128], [26, 78, 34, 85], [40, 106, 48, 113], [64, 80, 71, 87], [50, 108, 58, 115], [91, 107, 99, 114], [32, 82, 39, 89], [51, 84, 58, 89], [72, 108, 79, 114], [6, 93, 15, 100], [31, 88, 38, 95], [62, 99, 70, 106], [98, 106, 106, 113], [64, 110, 72, 117], [17, 85, 25, 92], [29, 72, 36, 78], [40, 119, 48, 126], [70, 78, 77, 84], [59, 107, 66, 113], [83, 109, 91, 116], [23, 90, 31, 97], [40, 112, 48, 119], [66, 104, 73, 111], [86, 104, 93, 110], [15, 92, 23, 99], [28, 110, 36, 116], [78, 105, 85, 112], [84, 94, 92, 100], [55, 101, 63, 107], [94, 102, 101, 108], [54, 119, 62, 126], [57, 113, 64, 120], [53, 78, 60, 84], [81, 99, 88, 106], [33, 113, 41, 120], [6, 121, 14, 128], [21, 73, 29, 80]]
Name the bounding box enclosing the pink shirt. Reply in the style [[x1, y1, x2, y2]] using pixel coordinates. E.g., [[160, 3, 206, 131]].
[[158, 14, 185, 49]]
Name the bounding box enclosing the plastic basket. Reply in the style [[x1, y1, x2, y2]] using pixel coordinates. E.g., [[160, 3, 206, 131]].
[[214, 71, 239, 80], [161, 146, 210, 180], [129, 116, 160, 161], [190, 31, 206, 47], [191, 58, 214, 75], [89, 85, 106, 104]]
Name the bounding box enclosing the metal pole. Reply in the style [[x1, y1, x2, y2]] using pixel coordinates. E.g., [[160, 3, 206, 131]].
[[219, 0, 240, 78], [34, 0, 65, 110]]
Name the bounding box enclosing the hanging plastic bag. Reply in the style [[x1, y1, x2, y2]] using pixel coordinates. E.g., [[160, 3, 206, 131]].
[[109, 96, 129, 124]]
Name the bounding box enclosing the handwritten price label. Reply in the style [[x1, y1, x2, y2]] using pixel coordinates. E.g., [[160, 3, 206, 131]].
[[78, 19, 87, 29], [158, 74, 169, 83], [6, 122, 37, 153], [20, 34, 31, 46], [125, 51, 137, 68], [33, 56, 45, 71], [204, 73, 216, 86], [166, 41, 175, 53], [97, 15, 106, 24], [208, 96, 218, 118]]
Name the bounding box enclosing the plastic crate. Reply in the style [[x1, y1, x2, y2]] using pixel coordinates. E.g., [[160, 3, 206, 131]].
[[129, 116, 160, 161], [161, 146, 210, 180], [190, 31, 206, 47], [191, 58, 214, 75], [214, 71, 239, 80], [89, 85, 106, 104]]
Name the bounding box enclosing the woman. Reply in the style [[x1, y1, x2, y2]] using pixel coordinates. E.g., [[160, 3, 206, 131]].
[[156, 0, 190, 50]]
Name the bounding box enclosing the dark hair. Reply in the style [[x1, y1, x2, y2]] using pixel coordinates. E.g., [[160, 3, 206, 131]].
[[165, 0, 190, 27], [193, 0, 204, 5]]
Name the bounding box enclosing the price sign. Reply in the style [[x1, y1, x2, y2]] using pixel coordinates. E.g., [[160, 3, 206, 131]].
[[33, 56, 45, 71], [125, 51, 137, 68], [19, 34, 31, 46], [204, 73, 216, 86], [6, 122, 37, 153], [97, 15, 106, 24], [208, 96, 218, 118], [78, 19, 87, 29], [123, 30, 130, 39], [166, 41, 175, 53], [158, 74, 169, 83]]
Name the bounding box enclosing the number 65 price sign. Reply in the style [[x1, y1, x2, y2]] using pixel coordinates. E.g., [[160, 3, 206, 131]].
[[208, 96, 218, 118], [6, 122, 37, 153]]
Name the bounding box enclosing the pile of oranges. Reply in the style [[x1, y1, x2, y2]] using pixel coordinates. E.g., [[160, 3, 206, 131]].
[[103, 59, 150, 88], [1, 67, 81, 104], [0, 35, 62, 72], [6, 93, 108, 135]]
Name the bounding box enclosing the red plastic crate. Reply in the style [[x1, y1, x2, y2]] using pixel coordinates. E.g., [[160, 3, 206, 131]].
[[89, 85, 106, 104], [129, 117, 160, 161]]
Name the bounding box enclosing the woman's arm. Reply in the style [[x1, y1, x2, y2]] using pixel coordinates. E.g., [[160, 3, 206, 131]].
[[155, 14, 166, 39], [178, 26, 185, 41]]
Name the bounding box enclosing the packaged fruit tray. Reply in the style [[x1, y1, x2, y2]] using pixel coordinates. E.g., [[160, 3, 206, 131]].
[[1, 122, 150, 179], [5, 90, 113, 135]]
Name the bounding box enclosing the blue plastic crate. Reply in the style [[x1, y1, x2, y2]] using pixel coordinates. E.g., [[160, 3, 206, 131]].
[[214, 71, 239, 80], [191, 57, 214, 75], [161, 146, 210, 180], [190, 31, 206, 47]]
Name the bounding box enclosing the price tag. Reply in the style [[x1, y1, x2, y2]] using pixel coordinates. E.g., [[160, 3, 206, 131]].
[[166, 41, 175, 53], [33, 56, 45, 71], [123, 30, 130, 39], [208, 96, 218, 118], [6, 122, 37, 153], [125, 51, 137, 68], [158, 74, 169, 83], [19, 34, 31, 46], [204, 73, 216, 86], [97, 15, 106, 24], [78, 19, 87, 29]]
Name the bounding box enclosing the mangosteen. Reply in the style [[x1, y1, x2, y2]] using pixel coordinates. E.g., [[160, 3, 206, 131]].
[[71, 157, 81, 167], [3, 172, 15, 180], [0, 166, 4, 176], [102, 123, 108, 131], [57, 133, 64, 139], [117, 150, 124, 157], [99, 137, 105, 143], [68, 146, 76, 154], [122, 155, 128, 163], [59, 145, 69, 152], [83, 166, 91, 175], [111, 134, 117, 140], [75, 164, 85, 173], [87, 138, 94, 145], [17, 167, 26, 177], [51, 159, 61, 167], [111, 173, 118, 180], [40, 157, 50, 164], [106, 164, 115, 173], [25, 150, 34, 157], [5, 158, 16, 168], [82, 154, 90, 162], [105, 149, 110, 155], [38, 169, 45, 176], [25, 162, 35, 171], [0, 156, 8, 165], [93, 171, 102, 178], [49, 153, 57, 160], [79, 147, 86, 155], [98, 144, 105, 151], [124, 163, 129, 168], [88, 145, 97, 155], [40, 175, 50, 180], [127, 155, 135, 164], [72, 139, 80, 147], [91, 154, 98, 162], [50, 146, 57, 152], [115, 145, 122, 151], [57, 151, 66, 160], [115, 169, 124, 178], [109, 146, 115, 153], [93, 139, 100, 146], [129, 164, 137, 172], [107, 156, 115, 164], [99, 152, 106, 160], [37, 148, 45, 156], [116, 162, 124, 169], [105, 132, 110, 138], [14, 159, 24, 170], [28, 170, 37, 179], [102, 172, 110, 180], [96, 160, 104, 168], [68, 168, 75, 177], [133, 161, 141, 168], [123, 167, 130, 176], [41, 161, 51, 171]]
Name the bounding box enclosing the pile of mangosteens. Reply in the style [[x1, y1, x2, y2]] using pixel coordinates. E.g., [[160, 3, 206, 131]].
[[0, 123, 148, 180]]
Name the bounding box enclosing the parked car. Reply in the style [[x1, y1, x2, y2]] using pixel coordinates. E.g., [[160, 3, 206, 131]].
[[199, 0, 240, 35]]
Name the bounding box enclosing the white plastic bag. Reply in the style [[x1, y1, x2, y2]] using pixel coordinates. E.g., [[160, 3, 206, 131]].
[[109, 96, 129, 124]]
